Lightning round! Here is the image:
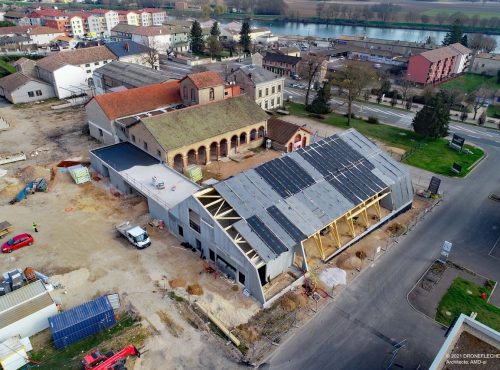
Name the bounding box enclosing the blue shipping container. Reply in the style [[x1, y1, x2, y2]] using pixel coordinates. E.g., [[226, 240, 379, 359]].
[[49, 295, 116, 349]]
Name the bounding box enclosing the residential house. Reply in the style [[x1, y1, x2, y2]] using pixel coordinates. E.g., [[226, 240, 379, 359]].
[[26, 26, 64, 45], [3, 11, 27, 25], [261, 52, 302, 77], [266, 117, 311, 152], [105, 41, 155, 68], [111, 24, 181, 53], [494, 89, 500, 107], [0, 72, 55, 103], [471, 53, 500, 76], [406, 46, 459, 85], [228, 64, 285, 110], [35, 45, 116, 98], [86, 80, 182, 144], [27, 9, 67, 34], [93, 60, 176, 95]]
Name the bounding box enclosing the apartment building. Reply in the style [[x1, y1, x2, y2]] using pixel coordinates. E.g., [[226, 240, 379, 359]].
[[406, 43, 471, 85]]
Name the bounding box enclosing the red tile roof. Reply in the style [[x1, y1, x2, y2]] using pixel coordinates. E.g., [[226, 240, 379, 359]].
[[36, 46, 116, 72], [183, 71, 224, 89], [29, 9, 65, 17], [0, 26, 30, 36], [92, 80, 181, 120], [27, 26, 64, 35], [266, 117, 311, 145]]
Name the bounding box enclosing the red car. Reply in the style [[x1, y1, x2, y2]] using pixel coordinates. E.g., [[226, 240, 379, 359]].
[[1, 233, 34, 253]]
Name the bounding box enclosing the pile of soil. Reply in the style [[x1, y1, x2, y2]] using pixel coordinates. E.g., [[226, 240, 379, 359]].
[[169, 279, 186, 289], [338, 255, 362, 270], [279, 292, 308, 312], [187, 284, 203, 295], [387, 222, 405, 237]]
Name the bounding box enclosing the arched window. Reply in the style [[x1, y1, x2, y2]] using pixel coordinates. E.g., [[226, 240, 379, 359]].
[[209, 88, 215, 101]]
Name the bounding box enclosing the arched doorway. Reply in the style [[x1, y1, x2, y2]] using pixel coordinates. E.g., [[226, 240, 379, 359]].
[[294, 134, 302, 150], [187, 149, 197, 165], [258, 126, 265, 138], [209, 142, 218, 162], [173, 154, 184, 173], [230, 135, 238, 153], [288, 142, 293, 152], [240, 132, 247, 145], [198, 146, 207, 165], [250, 129, 257, 141], [220, 139, 228, 158], [302, 136, 307, 148]]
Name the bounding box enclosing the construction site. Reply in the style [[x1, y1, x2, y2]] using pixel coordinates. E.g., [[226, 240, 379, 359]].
[[0, 98, 433, 368]]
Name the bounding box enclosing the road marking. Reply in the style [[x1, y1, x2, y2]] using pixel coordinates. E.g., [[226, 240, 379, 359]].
[[488, 236, 500, 261]]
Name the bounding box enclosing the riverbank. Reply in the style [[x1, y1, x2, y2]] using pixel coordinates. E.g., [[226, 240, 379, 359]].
[[216, 14, 500, 36]]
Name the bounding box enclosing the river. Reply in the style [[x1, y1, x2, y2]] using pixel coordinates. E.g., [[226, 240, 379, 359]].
[[219, 20, 500, 53]]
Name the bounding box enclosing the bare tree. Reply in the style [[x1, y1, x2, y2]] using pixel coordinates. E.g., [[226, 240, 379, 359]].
[[330, 61, 377, 125], [435, 12, 448, 25], [142, 39, 160, 69], [467, 87, 493, 119], [400, 79, 414, 107], [468, 33, 497, 53], [298, 53, 326, 106]]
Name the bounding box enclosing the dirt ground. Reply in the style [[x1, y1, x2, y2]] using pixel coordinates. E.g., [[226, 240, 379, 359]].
[[0, 102, 257, 369], [205, 149, 281, 180]]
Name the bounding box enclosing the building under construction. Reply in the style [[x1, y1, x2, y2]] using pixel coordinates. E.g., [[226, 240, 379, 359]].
[[168, 129, 413, 306]]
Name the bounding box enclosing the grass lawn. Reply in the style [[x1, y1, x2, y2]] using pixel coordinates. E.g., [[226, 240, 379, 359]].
[[29, 314, 148, 369], [436, 277, 499, 330], [0, 59, 15, 77], [286, 102, 484, 177], [487, 105, 500, 118], [421, 9, 494, 19], [440, 74, 500, 94]]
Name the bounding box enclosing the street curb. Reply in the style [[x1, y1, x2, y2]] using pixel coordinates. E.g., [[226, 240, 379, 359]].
[[406, 262, 449, 329], [463, 146, 488, 179], [406, 260, 496, 330]]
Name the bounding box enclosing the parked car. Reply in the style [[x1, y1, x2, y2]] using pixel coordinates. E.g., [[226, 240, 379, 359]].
[[1, 233, 34, 253]]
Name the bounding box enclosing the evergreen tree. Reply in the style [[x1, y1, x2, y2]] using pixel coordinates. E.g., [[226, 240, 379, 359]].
[[190, 20, 204, 55], [239, 19, 251, 54], [412, 92, 450, 138], [307, 81, 331, 114], [442, 19, 466, 46], [210, 21, 220, 37]]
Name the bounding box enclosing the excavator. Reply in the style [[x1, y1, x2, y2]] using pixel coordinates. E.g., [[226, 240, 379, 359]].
[[82, 344, 140, 370]]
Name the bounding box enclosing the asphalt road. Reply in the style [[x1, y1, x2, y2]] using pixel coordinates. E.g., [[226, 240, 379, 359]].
[[264, 104, 500, 369]]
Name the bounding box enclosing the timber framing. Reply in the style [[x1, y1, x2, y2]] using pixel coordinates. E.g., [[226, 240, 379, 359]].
[[309, 190, 390, 263]]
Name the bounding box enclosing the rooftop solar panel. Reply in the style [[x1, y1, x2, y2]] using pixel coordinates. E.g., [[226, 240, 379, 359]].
[[247, 216, 288, 255], [267, 205, 306, 243]]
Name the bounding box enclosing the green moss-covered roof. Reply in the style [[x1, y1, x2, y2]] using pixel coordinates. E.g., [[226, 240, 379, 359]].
[[142, 95, 268, 151]]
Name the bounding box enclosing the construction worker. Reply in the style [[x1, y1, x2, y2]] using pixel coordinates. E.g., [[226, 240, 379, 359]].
[[32, 222, 38, 233]]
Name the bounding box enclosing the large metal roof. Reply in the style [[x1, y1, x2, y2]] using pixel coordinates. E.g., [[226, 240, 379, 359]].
[[213, 129, 412, 259]]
